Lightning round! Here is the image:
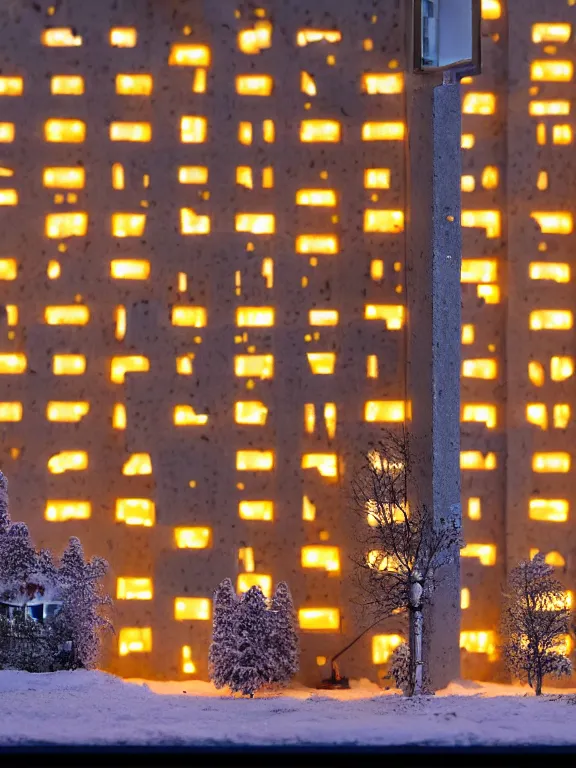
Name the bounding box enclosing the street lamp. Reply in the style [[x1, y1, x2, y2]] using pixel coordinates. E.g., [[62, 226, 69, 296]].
[[413, 0, 481, 77]]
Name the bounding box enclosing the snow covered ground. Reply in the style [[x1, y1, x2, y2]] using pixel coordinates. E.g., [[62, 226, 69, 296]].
[[0, 670, 576, 747]]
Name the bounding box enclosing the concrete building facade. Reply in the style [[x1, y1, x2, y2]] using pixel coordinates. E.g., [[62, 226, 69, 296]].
[[0, 0, 573, 684]]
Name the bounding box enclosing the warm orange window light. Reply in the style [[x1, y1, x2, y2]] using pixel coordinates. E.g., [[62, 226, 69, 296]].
[[468, 498, 482, 521], [236, 450, 274, 471], [116, 74, 153, 96], [362, 121, 405, 141], [180, 208, 210, 235], [531, 60, 573, 82], [365, 305, 405, 330], [45, 213, 88, 238], [481, 0, 501, 20], [45, 501, 91, 522], [364, 210, 404, 234], [110, 28, 137, 47], [0, 76, 23, 96], [181, 116, 207, 143], [110, 259, 150, 280], [462, 404, 497, 429], [301, 71, 317, 96], [460, 451, 497, 470], [0, 189, 16, 206], [302, 453, 338, 479], [301, 546, 340, 573], [460, 631, 496, 659], [367, 355, 379, 378], [235, 401, 268, 425], [173, 405, 208, 426], [169, 44, 210, 67], [307, 352, 336, 375], [296, 235, 339, 254], [111, 163, 124, 190], [116, 578, 153, 600], [235, 354, 274, 379], [236, 307, 275, 327], [236, 75, 273, 96], [239, 500, 274, 521], [296, 29, 341, 46], [462, 93, 496, 115], [0, 258, 16, 280], [115, 498, 155, 527], [527, 403, 548, 430], [110, 355, 150, 384], [530, 262, 570, 283], [182, 645, 196, 674], [52, 354, 85, 376], [0, 403, 22, 422], [461, 543, 497, 566], [531, 212, 573, 235], [110, 122, 151, 142], [47, 450, 88, 474], [112, 213, 146, 237], [44, 305, 89, 325], [302, 496, 316, 522], [236, 167, 253, 189], [44, 119, 85, 143], [46, 401, 89, 422], [529, 499, 569, 523], [551, 356, 574, 381], [309, 309, 339, 326], [298, 608, 340, 631], [300, 120, 341, 143], [172, 306, 207, 328], [179, 166, 208, 184], [462, 359, 497, 380], [0, 123, 15, 142], [263, 119, 275, 143], [461, 324, 475, 344], [42, 28, 81, 46], [296, 189, 337, 207], [175, 528, 211, 549], [237, 574, 272, 598], [51, 75, 84, 95], [461, 175, 475, 193], [174, 598, 211, 621], [528, 361, 545, 386], [238, 21, 272, 54], [235, 213, 275, 234], [372, 634, 403, 664], [532, 452, 571, 473], [461, 211, 501, 238], [553, 125, 573, 144], [532, 23, 571, 43], [112, 404, 127, 430], [529, 100, 571, 116], [461, 133, 475, 149], [364, 401, 405, 423], [362, 73, 403, 94], [530, 310, 573, 331], [364, 169, 391, 189], [118, 628, 151, 656], [238, 122, 253, 145], [122, 453, 152, 476], [481, 166, 499, 189], [43, 167, 85, 189]]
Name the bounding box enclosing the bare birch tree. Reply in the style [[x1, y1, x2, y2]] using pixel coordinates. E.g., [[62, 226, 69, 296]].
[[502, 553, 572, 695], [350, 429, 462, 696]]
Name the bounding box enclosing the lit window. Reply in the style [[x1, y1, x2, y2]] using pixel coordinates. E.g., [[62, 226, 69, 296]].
[[481, 166, 499, 189], [110, 356, 150, 384], [122, 453, 152, 476], [529, 262, 570, 283], [302, 496, 316, 521], [364, 210, 404, 233], [300, 120, 341, 142], [461, 325, 475, 344], [115, 74, 153, 96], [238, 122, 253, 145], [364, 401, 405, 423], [553, 125, 573, 144], [296, 29, 341, 46], [45, 213, 88, 238], [234, 354, 274, 379], [364, 304, 405, 329], [366, 355, 378, 378], [462, 359, 497, 379], [531, 211, 573, 234], [44, 119, 85, 143], [234, 402, 268, 425], [192, 68, 205, 93], [301, 546, 340, 573], [112, 163, 124, 190], [361, 73, 403, 94], [238, 21, 272, 54], [174, 597, 211, 621], [0, 123, 15, 142], [302, 453, 338, 479], [461, 211, 501, 238], [301, 71, 317, 96], [237, 574, 272, 597], [461, 133, 475, 149], [236, 75, 273, 96], [309, 309, 339, 326], [481, 0, 501, 20], [116, 578, 153, 600], [364, 169, 391, 189], [43, 167, 85, 189], [362, 122, 405, 140], [461, 175, 475, 192], [554, 404, 571, 429], [236, 307, 275, 327], [172, 306, 207, 327], [110, 28, 137, 47], [115, 498, 155, 527], [462, 93, 496, 115], [551, 356, 574, 381], [531, 60, 573, 82], [44, 305, 89, 325], [0, 189, 16, 206], [526, 404, 548, 430], [173, 405, 208, 426], [180, 208, 210, 235], [307, 352, 336, 375], [51, 75, 84, 95], [461, 544, 496, 566], [112, 213, 146, 237], [460, 631, 496, 659], [0, 258, 17, 280], [0, 403, 22, 422], [46, 401, 89, 422], [110, 121, 151, 142], [263, 119, 275, 142], [42, 28, 82, 46], [52, 354, 85, 376], [530, 310, 573, 331], [239, 547, 255, 573], [372, 634, 403, 663], [168, 44, 211, 66], [532, 23, 571, 43], [175, 528, 211, 549], [532, 452, 571, 473], [462, 404, 497, 428], [468, 498, 481, 520], [113, 404, 126, 430], [236, 450, 274, 471], [236, 167, 253, 189], [45, 501, 91, 522], [528, 361, 545, 386], [182, 645, 196, 675], [239, 500, 274, 521], [235, 213, 275, 234], [529, 499, 569, 522], [296, 189, 337, 207], [460, 451, 497, 470], [298, 608, 340, 631], [529, 100, 570, 116], [181, 116, 207, 143], [110, 260, 150, 280], [179, 166, 208, 184], [47, 450, 88, 474], [118, 628, 151, 656], [295, 235, 339, 254]]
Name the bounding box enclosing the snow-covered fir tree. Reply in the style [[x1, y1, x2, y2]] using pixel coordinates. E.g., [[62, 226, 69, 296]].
[[208, 578, 239, 689], [58, 536, 112, 669], [0, 523, 39, 602], [269, 581, 299, 687], [228, 586, 273, 697], [388, 642, 411, 694], [502, 553, 572, 695], [0, 470, 10, 535]]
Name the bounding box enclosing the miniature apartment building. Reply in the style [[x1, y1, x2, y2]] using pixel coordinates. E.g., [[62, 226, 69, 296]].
[[0, 0, 574, 683]]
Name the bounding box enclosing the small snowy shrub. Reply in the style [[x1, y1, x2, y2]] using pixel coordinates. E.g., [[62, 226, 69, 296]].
[[388, 642, 411, 694]]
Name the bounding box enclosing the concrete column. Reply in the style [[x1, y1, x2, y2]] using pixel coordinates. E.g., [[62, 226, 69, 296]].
[[405, 81, 463, 689]]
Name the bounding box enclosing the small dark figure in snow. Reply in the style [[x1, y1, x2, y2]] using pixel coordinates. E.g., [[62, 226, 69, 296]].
[[228, 586, 273, 697], [209, 578, 239, 689], [502, 553, 572, 695], [269, 581, 299, 688]]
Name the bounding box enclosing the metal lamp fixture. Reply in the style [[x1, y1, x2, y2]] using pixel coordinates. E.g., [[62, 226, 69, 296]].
[[412, 0, 481, 77]]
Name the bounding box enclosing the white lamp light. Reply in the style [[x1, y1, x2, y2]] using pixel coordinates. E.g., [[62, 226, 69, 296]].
[[413, 0, 481, 76]]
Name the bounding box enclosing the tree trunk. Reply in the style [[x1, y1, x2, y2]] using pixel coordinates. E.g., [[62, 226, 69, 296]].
[[535, 669, 542, 696], [408, 606, 424, 696]]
